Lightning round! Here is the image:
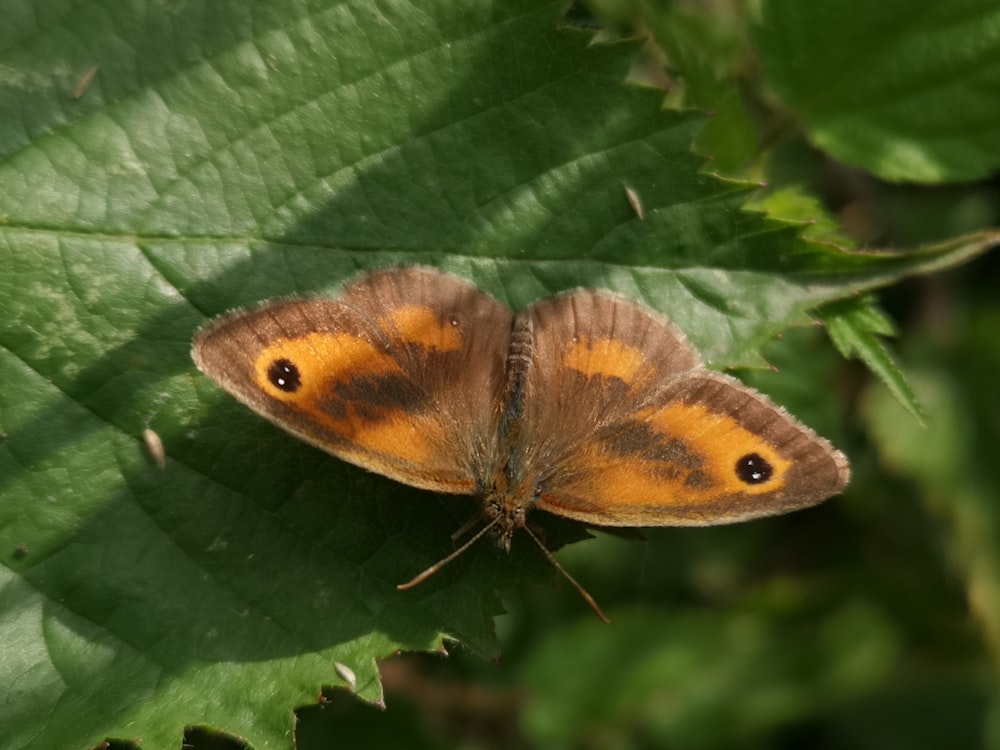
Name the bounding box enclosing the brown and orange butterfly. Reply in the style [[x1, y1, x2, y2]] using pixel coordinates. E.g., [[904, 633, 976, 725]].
[[192, 267, 849, 619]]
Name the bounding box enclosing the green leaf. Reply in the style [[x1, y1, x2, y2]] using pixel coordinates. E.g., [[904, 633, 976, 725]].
[[745, 186, 858, 249], [825, 298, 924, 423], [0, 0, 996, 748], [755, 0, 1000, 183], [639, 0, 761, 174]]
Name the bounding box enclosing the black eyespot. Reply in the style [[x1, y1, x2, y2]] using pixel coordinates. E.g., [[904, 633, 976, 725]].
[[735, 453, 773, 484], [268, 358, 301, 392]]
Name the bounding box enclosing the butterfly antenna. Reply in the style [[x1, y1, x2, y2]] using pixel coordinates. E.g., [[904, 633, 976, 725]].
[[523, 526, 610, 624], [397, 515, 501, 591]]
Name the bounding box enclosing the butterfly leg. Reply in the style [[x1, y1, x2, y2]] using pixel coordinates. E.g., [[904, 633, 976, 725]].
[[522, 525, 609, 624], [450, 509, 487, 544], [397, 515, 501, 591]]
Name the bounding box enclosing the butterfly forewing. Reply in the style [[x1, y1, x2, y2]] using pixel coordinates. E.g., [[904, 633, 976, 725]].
[[193, 267, 513, 494], [511, 291, 849, 526]]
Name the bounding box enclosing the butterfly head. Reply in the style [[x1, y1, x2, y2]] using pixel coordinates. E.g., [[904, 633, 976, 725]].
[[481, 494, 528, 552]]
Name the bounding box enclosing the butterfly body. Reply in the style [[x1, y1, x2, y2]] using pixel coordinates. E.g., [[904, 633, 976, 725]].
[[193, 267, 849, 567]]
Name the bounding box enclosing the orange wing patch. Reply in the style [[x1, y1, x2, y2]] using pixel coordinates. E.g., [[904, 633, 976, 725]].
[[382, 305, 464, 351], [643, 402, 792, 497], [253, 332, 401, 404], [535, 400, 794, 526], [251, 331, 447, 469], [562, 337, 646, 383]]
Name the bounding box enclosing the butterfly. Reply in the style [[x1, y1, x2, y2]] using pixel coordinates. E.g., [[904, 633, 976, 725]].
[[193, 266, 849, 620]]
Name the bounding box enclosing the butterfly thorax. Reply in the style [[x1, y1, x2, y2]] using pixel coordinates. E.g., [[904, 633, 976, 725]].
[[482, 314, 540, 551]]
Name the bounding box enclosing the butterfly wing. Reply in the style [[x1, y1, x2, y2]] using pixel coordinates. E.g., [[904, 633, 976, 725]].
[[512, 290, 849, 526], [192, 267, 513, 494]]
